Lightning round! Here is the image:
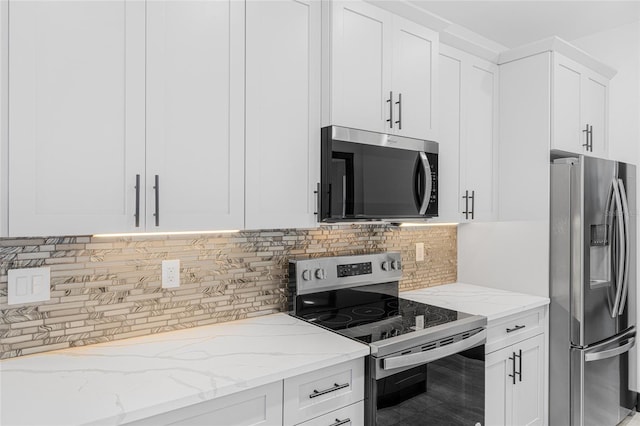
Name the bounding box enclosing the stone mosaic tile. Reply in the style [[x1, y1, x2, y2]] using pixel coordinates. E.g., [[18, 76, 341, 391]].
[[0, 224, 456, 359]]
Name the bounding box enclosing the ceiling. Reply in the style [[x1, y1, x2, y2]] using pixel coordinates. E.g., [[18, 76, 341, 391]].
[[410, 1, 640, 48]]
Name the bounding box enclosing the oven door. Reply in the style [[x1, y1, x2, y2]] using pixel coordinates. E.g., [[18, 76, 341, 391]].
[[320, 126, 438, 221], [368, 338, 485, 425]]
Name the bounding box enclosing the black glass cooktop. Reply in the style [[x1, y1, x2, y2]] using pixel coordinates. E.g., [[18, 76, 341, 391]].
[[293, 286, 470, 345]]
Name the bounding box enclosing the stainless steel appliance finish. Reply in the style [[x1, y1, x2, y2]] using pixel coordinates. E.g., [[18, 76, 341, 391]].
[[319, 126, 438, 222], [289, 252, 486, 425], [550, 154, 637, 426]]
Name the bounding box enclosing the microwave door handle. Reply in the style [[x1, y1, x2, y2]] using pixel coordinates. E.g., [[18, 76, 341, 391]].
[[611, 179, 626, 318], [617, 178, 631, 315], [418, 152, 431, 215]]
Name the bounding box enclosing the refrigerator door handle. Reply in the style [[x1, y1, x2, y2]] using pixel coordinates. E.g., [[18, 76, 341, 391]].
[[585, 337, 635, 362], [610, 179, 626, 318], [605, 180, 617, 315], [617, 178, 631, 315]]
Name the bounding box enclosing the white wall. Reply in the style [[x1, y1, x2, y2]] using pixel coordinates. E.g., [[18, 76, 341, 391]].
[[571, 20, 640, 166], [458, 221, 550, 297]]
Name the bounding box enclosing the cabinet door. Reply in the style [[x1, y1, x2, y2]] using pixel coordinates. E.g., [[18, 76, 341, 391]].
[[392, 16, 438, 140], [328, 0, 392, 133], [460, 58, 498, 221], [146, 0, 244, 232], [8, 0, 145, 237], [582, 72, 608, 158], [126, 381, 283, 426], [245, 0, 320, 230], [435, 47, 462, 223], [512, 334, 545, 426], [485, 346, 514, 426], [552, 54, 583, 154]]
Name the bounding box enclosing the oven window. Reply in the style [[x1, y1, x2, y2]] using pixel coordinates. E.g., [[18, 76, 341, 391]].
[[375, 345, 485, 426]]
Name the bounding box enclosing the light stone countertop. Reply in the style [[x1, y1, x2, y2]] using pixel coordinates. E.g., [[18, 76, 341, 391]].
[[0, 313, 369, 426], [401, 282, 550, 321]]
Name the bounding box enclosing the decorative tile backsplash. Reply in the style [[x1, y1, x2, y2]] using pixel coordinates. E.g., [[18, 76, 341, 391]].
[[0, 224, 456, 359]]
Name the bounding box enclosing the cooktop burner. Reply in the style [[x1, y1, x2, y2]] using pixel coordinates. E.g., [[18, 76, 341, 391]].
[[295, 288, 469, 345]]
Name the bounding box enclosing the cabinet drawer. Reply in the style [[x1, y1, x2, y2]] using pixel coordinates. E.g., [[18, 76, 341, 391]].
[[284, 358, 364, 426], [486, 307, 545, 353], [296, 401, 364, 426]]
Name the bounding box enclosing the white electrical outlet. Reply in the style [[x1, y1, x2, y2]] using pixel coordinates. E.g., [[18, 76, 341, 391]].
[[416, 243, 425, 262], [162, 259, 180, 288]]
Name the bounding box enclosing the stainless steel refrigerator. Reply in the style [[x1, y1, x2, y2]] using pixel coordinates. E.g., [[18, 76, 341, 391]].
[[550, 154, 637, 426]]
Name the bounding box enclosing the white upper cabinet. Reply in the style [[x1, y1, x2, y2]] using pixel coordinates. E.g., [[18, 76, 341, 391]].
[[552, 53, 609, 158], [8, 0, 145, 237], [245, 0, 321, 230], [437, 45, 498, 223], [6, 0, 244, 236], [325, 0, 392, 134], [146, 0, 245, 232], [391, 17, 438, 140], [323, 0, 438, 140]]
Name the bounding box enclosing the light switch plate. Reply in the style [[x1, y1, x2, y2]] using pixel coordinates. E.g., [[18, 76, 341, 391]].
[[416, 243, 425, 262], [8, 267, 51, 305]]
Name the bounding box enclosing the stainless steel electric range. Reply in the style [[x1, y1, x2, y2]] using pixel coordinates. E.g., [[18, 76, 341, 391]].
[[289, 252, 487, 426]]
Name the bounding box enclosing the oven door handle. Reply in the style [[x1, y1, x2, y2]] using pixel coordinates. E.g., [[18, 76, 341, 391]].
[[382, 329, 486, 371]]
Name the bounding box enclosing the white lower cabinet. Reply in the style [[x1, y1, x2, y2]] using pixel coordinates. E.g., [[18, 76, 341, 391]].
[[296, 401, 364, 426], [284, 358, 364, 425], [126, 381, 283, 426], [485, 309, 546, 426], [125, 358, 364, 426]]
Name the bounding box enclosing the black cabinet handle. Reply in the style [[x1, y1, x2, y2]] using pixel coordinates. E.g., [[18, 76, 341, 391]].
[[515, 349, 522, 382], [309, 382, 349, 399], [153, 175, 160, 227], [582, 124, 590, 151], [395, 93, 402, 130], [314, 182, 320, 216], [329, 418, 351, 426], [589, 124, 594, 152], [462, 190, 469, 219], [506, 325, 526, 333], [386, 91, 393, 129], [470, 190, 475, 220], [134, 174, 141, 228], [508, 352, 516, 384]]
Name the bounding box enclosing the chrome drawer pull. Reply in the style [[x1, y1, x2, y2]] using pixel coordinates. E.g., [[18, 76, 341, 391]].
[[329, 418, 351, 426], [506, 325, 526, 333], [309, 382, 349, 399]]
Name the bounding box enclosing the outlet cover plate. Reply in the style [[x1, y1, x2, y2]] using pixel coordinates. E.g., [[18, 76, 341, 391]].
[[162, 259, 180, 288], [416, 243, 425, 262], [8, 267, 51, 305]]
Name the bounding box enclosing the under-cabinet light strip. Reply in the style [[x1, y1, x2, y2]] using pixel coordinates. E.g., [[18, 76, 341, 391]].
[[398, 222, 459, 227], [93, 229, 240, 238]]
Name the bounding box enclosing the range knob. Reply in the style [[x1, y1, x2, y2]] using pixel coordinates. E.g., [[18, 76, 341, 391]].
[[301, 270, 312, 281], [391, 260, 401, 271], [315, 269, 326, 280], [381, 261, 391, 271]]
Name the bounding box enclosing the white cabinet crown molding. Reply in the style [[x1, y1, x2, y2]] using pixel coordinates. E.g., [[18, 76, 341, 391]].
[[498, 36, 617, 79]]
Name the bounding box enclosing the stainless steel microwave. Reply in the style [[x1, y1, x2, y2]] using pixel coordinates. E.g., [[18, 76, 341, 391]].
[[319, 126, 438, 222]]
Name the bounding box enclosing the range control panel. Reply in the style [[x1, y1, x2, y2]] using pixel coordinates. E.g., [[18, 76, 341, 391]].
[[337, 262, 372, 277], [289, 252, 402, 296]]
